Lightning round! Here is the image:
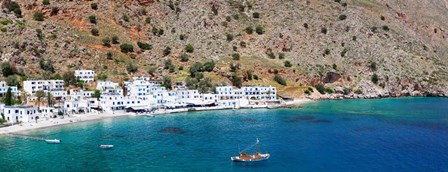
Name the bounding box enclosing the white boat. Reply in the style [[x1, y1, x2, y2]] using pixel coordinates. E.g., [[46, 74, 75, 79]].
[[99, 145, 114, 149], [231, 138, 270, 162], [45, 139, 61, 144]]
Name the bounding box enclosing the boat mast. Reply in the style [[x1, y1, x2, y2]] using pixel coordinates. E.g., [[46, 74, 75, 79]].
[[256, 138, 260, 153]]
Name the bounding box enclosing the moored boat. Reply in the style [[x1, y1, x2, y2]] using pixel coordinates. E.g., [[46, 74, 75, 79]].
[[231, 138, 270, 162], [45, 139, 61, 144], [99, 145, 114, 149]]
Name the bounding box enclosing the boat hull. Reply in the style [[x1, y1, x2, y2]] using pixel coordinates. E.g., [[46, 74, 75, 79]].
[[231, 153, 270, 162], [45, 139, 61, 144]]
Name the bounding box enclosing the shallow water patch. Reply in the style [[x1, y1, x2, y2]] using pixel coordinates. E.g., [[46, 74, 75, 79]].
[[159, 127, 186, 134], [285, 115, 316, 123]]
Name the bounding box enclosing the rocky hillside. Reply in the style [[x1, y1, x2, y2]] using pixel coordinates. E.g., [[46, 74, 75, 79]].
[[1, 0, 448, 98]]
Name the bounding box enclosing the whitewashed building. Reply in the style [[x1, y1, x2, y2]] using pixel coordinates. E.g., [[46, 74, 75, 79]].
[[3, 106, 39, 124], [0, 81, 19, 97], [242, 86, 277, 100], [40, 107, 59, 119], [96, 81, 123, 96], [99, 93, 152, 112], [23, 80, 66, 100], [68, 89, 94, 100], [64, 98, 97, 114], [75, 70, 95, 83]]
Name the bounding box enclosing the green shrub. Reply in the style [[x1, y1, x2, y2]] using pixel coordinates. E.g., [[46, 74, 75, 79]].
[[332, 64, 337, 70], [341, 48, 348, 57], [339, 15, 347, 20], [91, 3, 98, 10], [371, 73, 379, 84], [240, 41, 246, 47], [97, 73, 108, 80], [185, 44, 194, 53], [204, 61, 215, 72], [189, 62, 203, 77], [120, 43, 134, 53], [324, 48, 331, 55], [284, 61, 292, 67], [252, 12, 260, 18], [163, 47, 171, 56], [179, 53, 189, 62], [50, 7, 59, 16], [7, 2, 22, 18], [91, 28, 99, 36], [321, 27, 327, 34], [43, 0, 50, 5], [368, 61, 377, 71], [112, 36, 119, 44], [33, 12, 45, 21], [1, 62, 16, 77], [179, 34, 185, 40], [274, 74, 287, 86], [0, 28, 6, 32], [380, 16, 385, 21], [256, 25, 265, 34], [137, 42, 152, 51], [88, 15, 97, 24], [354, 89, 363, 94], [325, 88, 334, 94], [304, 90, 311, 95], [304, 23, 308, 29], [106, 52, 113, 59], [267, 50, 276, 59], [145, 17, 151, 24], [278, 53, 285, 59], [231, 74, 242, 88], [126, 63, 138, 73], [122, 14, 129, 22], [315, 84, 325, 94], [253, 74, 259, 80], [226, 33, 234, 41], [232, 53, 240, 60], [102, 37, 111, 47], [245, 26, 253, 34], [382, 25, 390, 31]]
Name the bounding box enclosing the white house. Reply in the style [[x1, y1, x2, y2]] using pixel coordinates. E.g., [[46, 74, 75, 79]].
[[96, 81, 123, 96], [215, 86, 277, 108], [3, 106, 39, 124], [242, 86, 277, 100], [64, 98, 97, 114], [75, 70, 95, 83], [40, 107, 59, 119], [68, 89, 94, 100], [23, 80, 66, 100], [0, 81, 19, 97], [99, 93, 152, 112]]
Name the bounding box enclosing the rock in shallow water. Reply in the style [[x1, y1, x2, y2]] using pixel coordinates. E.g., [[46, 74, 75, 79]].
[[159, 127, 185, 134]]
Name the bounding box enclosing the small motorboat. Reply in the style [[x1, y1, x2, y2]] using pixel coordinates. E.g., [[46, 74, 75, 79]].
[[45, 139, 61, 144], [231, 138, 270, 162], [99, 145, 114, 149]]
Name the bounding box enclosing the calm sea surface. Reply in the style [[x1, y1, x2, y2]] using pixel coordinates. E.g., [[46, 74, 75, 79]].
[[0, 97, 448, 171]]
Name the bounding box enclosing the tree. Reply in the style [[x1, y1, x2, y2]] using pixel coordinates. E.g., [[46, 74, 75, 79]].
[[43, 0, 50, 5], [274, 74, 287, 86], [6, 75, 19, 88], [137, 42, 152, 51], [226, 33, 234, 41], [93, 90, 101, 100], [47, 92, 54, 107], [102, 37, 111, 47], [88, 15, 97, 24], [204, 61, 215, 72], [4, 88, 13, 106], [315, 84, 325, 94], [321, 27, 327, 34], [339, 15, 347, 20], [112, 36, 119, 44], [179, 34, 185, 40], [162, 76, 172, 90], [1, 62, 15, 77], [91, 3, 98, 10], [63, 71, 77, 87], [278, 53, 285, 59], [120, 44, 134, 53], [33, 12, 45, 21], [256, 26, 265, 34], [189, 62, 203, 77], [35, 90, 46, 109], [185, 44, 194, 53], [97, 73, 108, 80], [91, 28, 99, 36], [231, 74, 242, 88]]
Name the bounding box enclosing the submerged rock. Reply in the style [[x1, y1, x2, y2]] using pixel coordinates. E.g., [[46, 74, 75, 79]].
[[160, 127, 185, 134], [241, 118, 257, 123], [286, 116, 315, 123], [311, 119, 332, 123]]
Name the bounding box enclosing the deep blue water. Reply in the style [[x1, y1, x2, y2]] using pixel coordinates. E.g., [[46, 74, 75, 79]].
[[1, 97, 448, 171]]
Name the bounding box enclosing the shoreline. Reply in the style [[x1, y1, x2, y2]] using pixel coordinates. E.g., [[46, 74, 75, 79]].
[[0, 98, 314, 136]]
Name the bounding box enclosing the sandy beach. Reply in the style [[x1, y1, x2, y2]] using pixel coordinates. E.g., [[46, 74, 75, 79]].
[[0, 111, 131, 135], [0, 98, 313, 135]]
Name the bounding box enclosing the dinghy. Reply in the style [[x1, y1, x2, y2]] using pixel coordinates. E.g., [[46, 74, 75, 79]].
[[45, 139, 61, 144], [99, 145, 114, 149]]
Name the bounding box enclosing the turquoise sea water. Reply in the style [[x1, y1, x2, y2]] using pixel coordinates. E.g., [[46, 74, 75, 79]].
[[1, 97, 448, 171]]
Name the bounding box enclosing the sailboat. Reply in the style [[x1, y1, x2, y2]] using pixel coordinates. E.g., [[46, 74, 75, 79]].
[[231, 138, 270, 162]]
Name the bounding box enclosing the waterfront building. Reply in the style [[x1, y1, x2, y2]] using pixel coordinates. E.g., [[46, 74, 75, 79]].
[[242, 86, 277, 100], [64, 98, 97, 114], [96, 81, 123, 96], [0, 81, 19, 97], [74, 70, 95, 83], [99, 93, 152, 112], [40, 107, 59, 119], [3, 105, 39, 124], [23, 80, 66, 100]]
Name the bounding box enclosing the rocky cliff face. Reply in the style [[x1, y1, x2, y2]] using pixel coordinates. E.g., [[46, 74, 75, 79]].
[[0, 0, 447, 98]]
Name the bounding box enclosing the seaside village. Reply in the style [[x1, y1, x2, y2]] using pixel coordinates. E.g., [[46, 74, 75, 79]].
[[0, 70, 282, 125]]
